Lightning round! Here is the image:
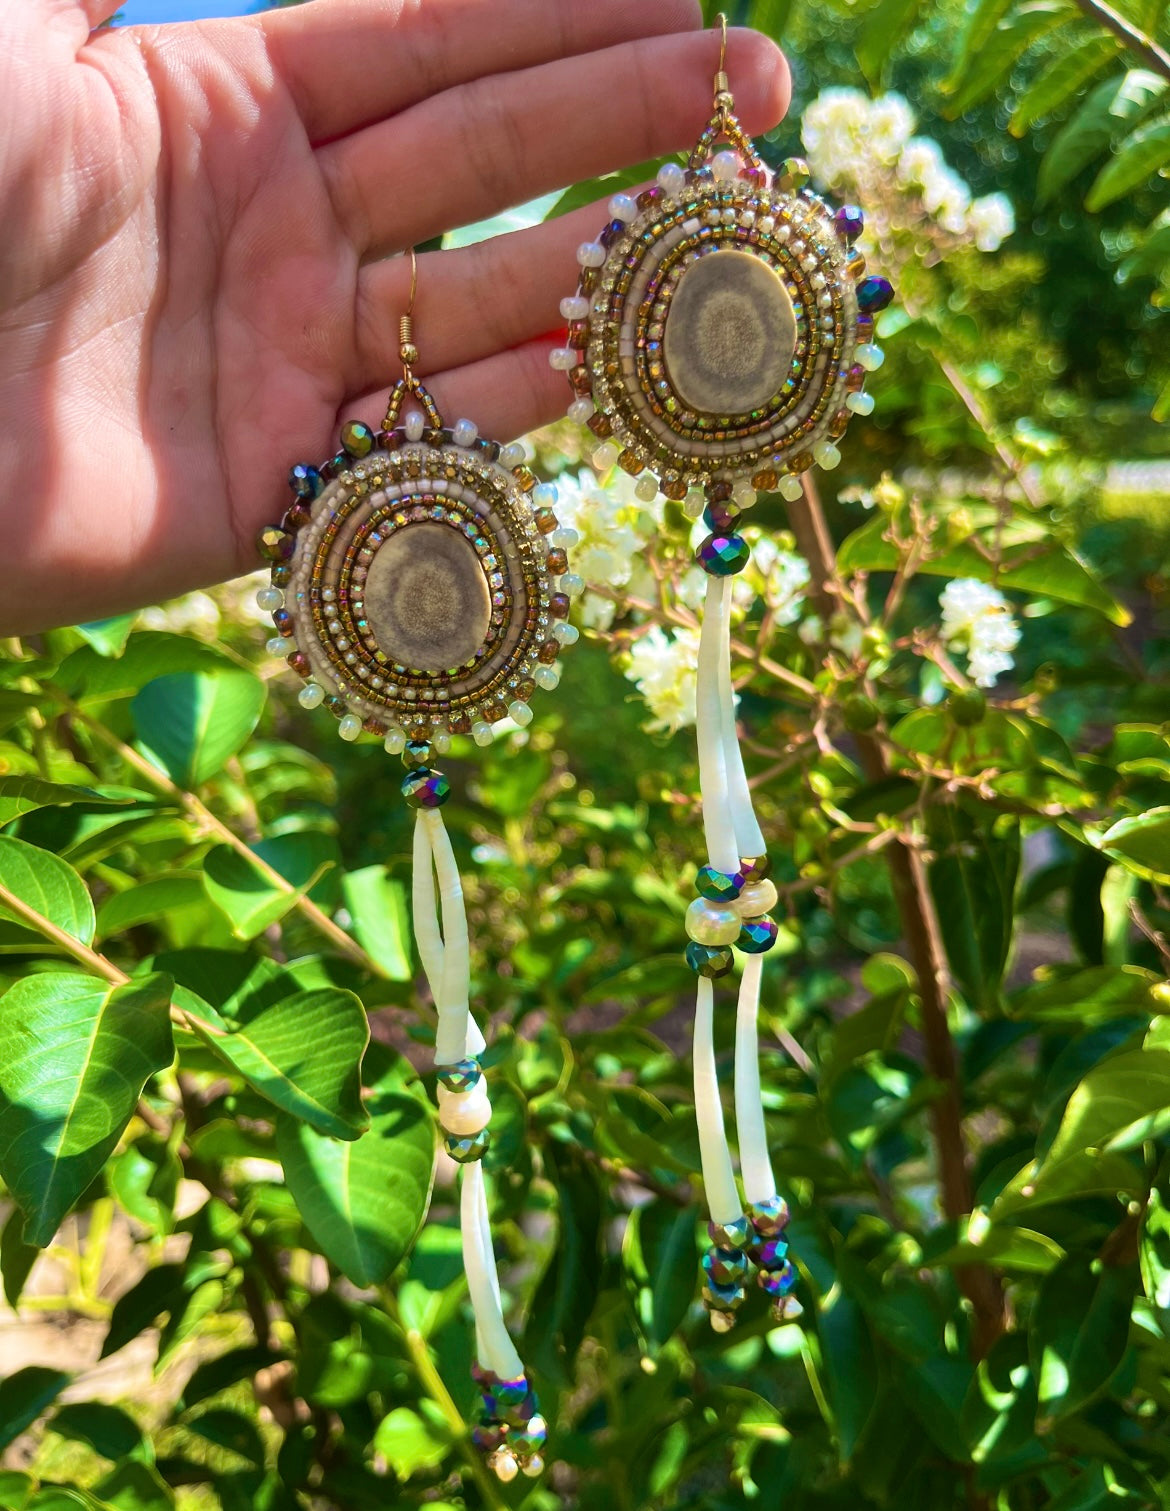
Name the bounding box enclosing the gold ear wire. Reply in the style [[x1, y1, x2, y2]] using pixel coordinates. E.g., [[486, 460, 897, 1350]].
[[714, 13, 730, 101], [399, 247, 419, 381], [383, 248, 443, 432]]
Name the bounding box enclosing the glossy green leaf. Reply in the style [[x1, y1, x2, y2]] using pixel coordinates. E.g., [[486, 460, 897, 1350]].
[[50, 1403, 148, 1464], [181, 987, 369, 1139], [1007, 966, 1163, 1024], [0, 779, 132, 827], [0, 835, 95, 945], [857, 0, 922, 82], [927, 807, 1018, 1011], [546, 160, 664, 221], [341, 866, 411, 979], [948, 0, 1014, 79], [1048, 1047, 1170, 1165], [1086, 110, 1170, 209], [962, 1331, 1040, 1466], [1011, 34, 1119, 133], [1038, 70, 1167, 203], [945, 4, 1071, 115], [95, 877, 208, 940], [185, 1410, 265, 1469], [91, 1463, 173, 1511], [818, 1288, 879, 1461], [276, 1072, 433, 1287], [525, 1142, 604, 1384], [0, 1367, 70, 1451], [74, 617, 138, 659], [60, 632, 245, 704], [625, 1201, 698, 1348], [372, 1405, 452, 1480], [132, 670, 265, 789], [0, 1209, 37, 1309], [202, 832, 338, 940], [1101, 806, 1170, 882], [1031, 1256, 1136, 1423], [0, 972, 174, 1245]]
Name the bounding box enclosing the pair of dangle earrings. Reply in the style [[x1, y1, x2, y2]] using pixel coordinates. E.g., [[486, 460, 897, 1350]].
[[253, 13, 892, 1482]]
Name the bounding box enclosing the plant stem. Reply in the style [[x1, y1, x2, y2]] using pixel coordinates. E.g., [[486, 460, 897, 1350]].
[[788, 479, 1008, 1359], [1070, 0, 1170, 81], [0, 879, 127, 984], [64, 699, 380, 976]]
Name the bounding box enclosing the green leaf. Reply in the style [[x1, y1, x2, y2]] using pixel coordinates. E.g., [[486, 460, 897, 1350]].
[[625, 1201, 698, 1348], [524, 1142, 604, 1384], [101, 1264, 185, 1359], [0, 836, 95, 945], [181, 987, 369, 1139], [341, 866, 411, 979], [186, 1409, 266, 1469], [1011, 34, 1120, 133], [945, 4, 1072, 116], [857, 0, 923, 83], [1038, 70, 1167, 203], [927, 808, 1018, 1012], [0, 972, 174, 1246], [1008, 966, 1163, 1025], [74, 616, 138, 659], [51, 1403, 148, 1463], [60, 632, 245, 704], [818, 1289, 879, 1461], [0, 778, 132, 827], [1031, 1256, 1137, 1424], [95, 877, 209, 941], [948, 0, 1015, 80], [1086, 109, 1170, 208], [1048, 1048, 1170, 1166], [276, 1073, 433, 1286], [372, 1405, 452, 1479], [0, 1367, 70, 1451], [179, 1346, 277, 1412], [202, 832, 339, 940], [132, 670, 265, 789], [546, 160, 665, 222], [962, 1332, 1040, 1466], [751, 0, 795, 39], [92, 1463, 173, 1511], [0, 1209, 38, 1309], [1101, 806, 1170, 882]]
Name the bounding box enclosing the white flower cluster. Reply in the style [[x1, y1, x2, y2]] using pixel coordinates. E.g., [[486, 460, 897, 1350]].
[[939, 578, 1021, 688], [625, 625, 702, 734], [801, 88, 1014, 255], [549, 468, 661, 630]]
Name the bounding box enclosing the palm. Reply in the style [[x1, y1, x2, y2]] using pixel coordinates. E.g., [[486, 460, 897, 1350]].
[[0, 0, 786, 633]]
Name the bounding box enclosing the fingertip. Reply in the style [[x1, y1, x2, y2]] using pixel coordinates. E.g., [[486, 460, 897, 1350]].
[[727, 27, 791, 137]]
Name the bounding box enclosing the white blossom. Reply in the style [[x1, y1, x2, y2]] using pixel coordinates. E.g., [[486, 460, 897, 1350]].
[[939, 578, 1020, 688], [625, 625, 701, 733], [967, 193, 1016, 253]]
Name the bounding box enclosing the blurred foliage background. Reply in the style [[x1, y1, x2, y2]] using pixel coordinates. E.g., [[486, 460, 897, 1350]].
[[2, 0, 1170, 1508]]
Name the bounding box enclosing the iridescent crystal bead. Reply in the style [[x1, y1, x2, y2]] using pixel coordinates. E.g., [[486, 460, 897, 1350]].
[[510, 1416, 548, 1455], [492, 1377, 530, 1410], [747, 1194, 790, 1236], [402, 767, 451, 809], [696, 865, 742, 902], [759, 1260, 798, 1297], [738, 855, 771, 884], [702, 1279, 747, 1311], [288, 463, 322, 498], [698, 532, 750, 576], [755, 1236, 790, 1269], [445, 1128, 490, 1163], [257, 525, 293, 562], [739, 916, 779, 953], [708, 1214, 751, 1249], [685, 941, 734, 979], [834, 205, 864, 241], [703, 1247, 750, 1286], [340, 420, 375, 457], [856, 276, 894, 313], [777, 156, 810, 193], [703, 500, 741, 533], [402, 738, 431, 768], [472, 1419, 507, 1452], [437, 1057, 482, 1093]]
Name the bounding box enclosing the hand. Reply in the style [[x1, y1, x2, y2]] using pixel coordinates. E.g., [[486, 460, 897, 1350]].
[[0, 0, 787, 634]]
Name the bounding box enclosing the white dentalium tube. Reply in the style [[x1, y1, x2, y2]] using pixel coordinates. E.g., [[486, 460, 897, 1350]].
[[715, 573, 767, 860], [696, 575, 741, 877], [694, 976, 743, 1225], [462, 1163, 525, 1380], [734, 953, 776, 1204]]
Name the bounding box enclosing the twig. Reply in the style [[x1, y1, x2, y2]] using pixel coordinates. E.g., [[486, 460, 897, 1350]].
[[0, 879, 127, 985], [1069, 0, 1170, 81]]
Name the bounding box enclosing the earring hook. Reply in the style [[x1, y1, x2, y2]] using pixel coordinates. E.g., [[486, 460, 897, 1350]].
[[399, 247, 420, 382], [714, 13, 729, 100]]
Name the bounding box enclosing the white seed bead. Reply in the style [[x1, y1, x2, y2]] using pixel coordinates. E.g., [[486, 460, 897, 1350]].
[[509, 700, 534, 727], [523, 1455, 545, 1478], [338, 714, 362, 742], [657, 161, 686, 196], [560, 573, 585, 596], [609, 191, 638, 223], [577, 241, 605, 268], [814, 441, 842, 470], [256, 587, 283, 611], [438, 1081, 492, 1136], [404, 409, 425, 441], [298, 682, 325, 710], [533, 482, 558, 508], [560, 295, 590, 321], [472, 721, 494, 747], [732, 481, 757, 509], [685, 897, 741, 946], [683, 488, 706, 520], [266, 636, 294, 657], [499, 442, 527, 468], [548, 347, 577, 372], [453, 418, 478, 447], [847, 391, 875, 415], [567, 397, 594, 423], [857, 343, 885, 372], [712, 149, 741, 183], [551, 527, 578, 548], [780, 475, 805, 502], [634, 474, 658, 503], [592, 441, 619, 472], [383, 725, 407, 754], [758, 216, 775, 236], [431, 730, 451, 755], [736, 879, 779, 918], [491, 1452, 519, 1485], [552, 622, 580, 646], [535, 664, 562, 691]]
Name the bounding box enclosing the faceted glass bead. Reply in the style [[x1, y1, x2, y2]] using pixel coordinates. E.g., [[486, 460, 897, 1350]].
[[708, 1214, 751, 1249], [402, 767, 451, 809], [777, 156, 810, 192], [738, 916, 779, 953], [438, 1057, 482, 1093], [445, 1128, 491, 1163], [698, 532, 750, 577], [703, 500, 741, 533], [759, 1260, 798, 1297], [755, 1236, 789, 1269], [493, 1377, 530, 1409], [340, 420, 375, 457], [696, 865, 742, 902], [703, 1247, 750, 1286], [288, 463, 322, 498], [502, 1389, 540, 1427], [685, 941, 734, 979], [856, 276, 894, 313], [510, 1416, 548, 1454], [747, 1194, 790, 1236], [257, 525, 293, 562], [738, 854, 772, 885], [702, 1279, 747, 1311], [283, 502, 311, 532], [472, 1419, 507, 1452], [402, 739, 431, 768], [834, 204, 864, 241]]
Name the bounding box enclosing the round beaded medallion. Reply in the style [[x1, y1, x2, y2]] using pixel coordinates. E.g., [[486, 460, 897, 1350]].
[[553, 98, 893, 500], [256, 409, 577, 746]]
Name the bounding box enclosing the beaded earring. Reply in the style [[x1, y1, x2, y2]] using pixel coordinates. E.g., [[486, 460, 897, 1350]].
[[552, 19, 893, 1331], [255, 252, 577, 1481]]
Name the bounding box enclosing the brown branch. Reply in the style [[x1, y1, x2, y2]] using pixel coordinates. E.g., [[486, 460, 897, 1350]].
[[1069, 0, 1170, 81]]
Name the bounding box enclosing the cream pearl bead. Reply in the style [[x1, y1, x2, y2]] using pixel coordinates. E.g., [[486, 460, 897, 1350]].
[[736, 879, 779, 918], [439, 1082, 492, 1136], [685, 898, 741, 947]]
